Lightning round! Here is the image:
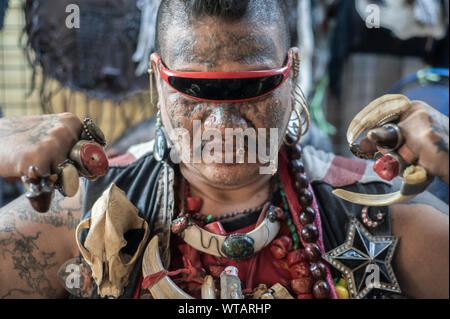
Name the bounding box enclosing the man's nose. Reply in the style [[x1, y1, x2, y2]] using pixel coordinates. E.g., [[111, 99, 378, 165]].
[[203, 105, 249, 133]]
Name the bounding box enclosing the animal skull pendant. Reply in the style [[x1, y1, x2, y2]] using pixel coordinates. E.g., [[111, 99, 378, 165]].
[[76, 183, 150, 298]]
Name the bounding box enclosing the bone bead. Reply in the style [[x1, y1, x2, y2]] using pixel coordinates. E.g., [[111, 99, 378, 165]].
[[60, 164, 80, 197]]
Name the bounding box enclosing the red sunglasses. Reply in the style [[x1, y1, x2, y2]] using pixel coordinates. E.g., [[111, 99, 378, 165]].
[[156, 54, 292, 103]]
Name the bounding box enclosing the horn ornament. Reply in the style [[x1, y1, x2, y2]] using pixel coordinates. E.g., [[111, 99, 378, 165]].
[[142, 235, 194, 299], [335, 95, 433, 206]]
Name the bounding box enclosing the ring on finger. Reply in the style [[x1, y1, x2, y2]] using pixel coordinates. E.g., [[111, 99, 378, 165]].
[[378, 123, 405, 152]]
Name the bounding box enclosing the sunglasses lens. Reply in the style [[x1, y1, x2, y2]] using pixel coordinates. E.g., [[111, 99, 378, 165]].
[[168, 75, 284, 101]]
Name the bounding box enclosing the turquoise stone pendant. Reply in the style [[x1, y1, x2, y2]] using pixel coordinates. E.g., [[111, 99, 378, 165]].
[[221, 234, 255, 260]]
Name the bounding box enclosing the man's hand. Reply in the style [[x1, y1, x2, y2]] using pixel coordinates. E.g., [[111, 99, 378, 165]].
[[0, 113, 82, 179], [362, 100, 449, 185]]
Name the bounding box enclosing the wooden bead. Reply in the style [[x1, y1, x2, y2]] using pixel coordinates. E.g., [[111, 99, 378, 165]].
[[301, 224, 319, 243], [294, 174, 309, 191], [305, 244, 322, 262], [299, 207, 315, 226], [289, 145, 303, 160], [285, 135, 295, 145], [290, 160, 305, 174], [299, 189, 313, 207], [312, 280, 331, 299], [310, 261, 328, 281]]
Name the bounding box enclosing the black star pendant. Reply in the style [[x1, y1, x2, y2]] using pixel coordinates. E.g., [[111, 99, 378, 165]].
[[323, 218, 401, 299]]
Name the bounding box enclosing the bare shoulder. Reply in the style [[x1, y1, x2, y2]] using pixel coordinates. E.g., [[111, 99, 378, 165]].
[[390, 203, 449, 298], [0, 183, 85, 299]]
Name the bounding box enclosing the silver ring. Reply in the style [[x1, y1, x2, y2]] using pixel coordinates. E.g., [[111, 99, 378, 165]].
[[81, 118, 107, 146]]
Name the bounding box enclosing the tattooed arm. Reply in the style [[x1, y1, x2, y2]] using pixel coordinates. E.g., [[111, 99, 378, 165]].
[[0, 184, 84, 298], [0, 113, 82, 178]]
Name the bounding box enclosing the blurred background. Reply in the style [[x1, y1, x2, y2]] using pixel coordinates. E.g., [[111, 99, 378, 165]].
[[0, 0, 449, 206]]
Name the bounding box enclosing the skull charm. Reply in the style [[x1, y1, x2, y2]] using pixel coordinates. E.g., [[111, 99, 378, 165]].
[[76, 183, 150, 298]]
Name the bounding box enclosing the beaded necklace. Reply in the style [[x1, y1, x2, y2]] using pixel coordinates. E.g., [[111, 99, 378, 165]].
[[171, 140, 333, 299]]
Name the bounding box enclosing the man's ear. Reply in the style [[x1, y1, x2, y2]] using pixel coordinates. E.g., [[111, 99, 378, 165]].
[[150, 53, 164, 108]]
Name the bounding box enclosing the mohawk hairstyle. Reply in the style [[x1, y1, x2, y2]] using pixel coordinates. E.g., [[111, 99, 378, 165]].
[[185, 0, 249, 18], [156, 0, 290, 61]]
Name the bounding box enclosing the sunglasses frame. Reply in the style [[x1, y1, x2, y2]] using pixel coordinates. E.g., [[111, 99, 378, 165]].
[[155, 54, 292, 103]]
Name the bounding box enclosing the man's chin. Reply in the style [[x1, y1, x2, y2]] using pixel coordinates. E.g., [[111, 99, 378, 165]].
[[190, 162, 264, 187]]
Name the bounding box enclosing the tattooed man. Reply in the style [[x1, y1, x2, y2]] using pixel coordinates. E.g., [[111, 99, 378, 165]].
[[0, 0, 448, 299]]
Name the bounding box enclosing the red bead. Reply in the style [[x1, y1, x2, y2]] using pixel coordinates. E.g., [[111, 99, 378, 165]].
[[299, 189, 313, 207], [286, 249, 306, 267], [310, 262, 328, 281], [270, 236, 292, 259], [290, 261, 311, 279], [304, 243, 322, 262], [270, 244, 288, 260], [274, 236, 293, 252], [291, 277, 313, 294], [80, 142, 109, 177], [204, 222, 226, 235], [299, 207, 315, 226], [296, 294, 313, 299], [186, 196, 203, 212], [301, 224, 319, 243], [294, 174, 309, 191], [312, 280, 331, 299], [374, 155, 399, 181]]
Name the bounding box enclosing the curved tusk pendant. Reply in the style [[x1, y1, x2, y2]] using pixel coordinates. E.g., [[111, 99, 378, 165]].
[[334, 165, 433, 206], [347, 94, 412, 159], [179, 206, 281, 260], [142, 235, 194, 299], [333, 189, 415, 206]]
